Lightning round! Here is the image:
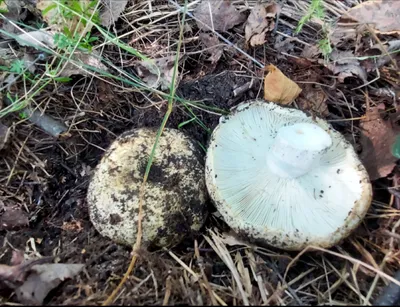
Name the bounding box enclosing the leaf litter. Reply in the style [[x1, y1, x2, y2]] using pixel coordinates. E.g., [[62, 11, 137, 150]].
[[245, 2, 281, 47], [263, 64, 302, 105], [193, 0, 246, 33], [100, 0, 128, 27], [0, 201, 29, 231], [199, 32, 224, 64], [359, 103, 400, 181], [341, 0, 400, 34], [134, 55, 182, 91], [296, 84, 329, 118], [15, 263, 85, 305], [0, 250, 84, 305]]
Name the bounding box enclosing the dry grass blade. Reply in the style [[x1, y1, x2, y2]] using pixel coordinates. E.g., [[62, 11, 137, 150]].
[[285, 246, 400, 288], [194, 240, 218, 305], [204, 229, 250, 306]]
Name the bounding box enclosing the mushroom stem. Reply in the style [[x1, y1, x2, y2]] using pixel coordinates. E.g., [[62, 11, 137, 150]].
[[266, 123, 332, 178]]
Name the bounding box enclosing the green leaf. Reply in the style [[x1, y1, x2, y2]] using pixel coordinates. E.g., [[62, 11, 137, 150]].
[[10, 60, 25, 74], [177, 117, 196, 129], [53, 76, 72, 83]]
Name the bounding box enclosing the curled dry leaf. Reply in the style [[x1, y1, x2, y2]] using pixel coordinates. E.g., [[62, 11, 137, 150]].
[[342, 0, 400, 34], [15, 263, 85, 305], [193, 0, 246, 33], [199, 32, 224, 63], [359, 103, 400, 180], [263, 64, 302, 105], [100, 0, 128, 27], [296, 84, 329, 117], [135, 55, 181, 91], [245, 2, 281, 47]]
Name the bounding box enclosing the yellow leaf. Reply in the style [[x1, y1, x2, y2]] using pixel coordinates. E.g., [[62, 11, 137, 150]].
[[263, 64, 302, 105]]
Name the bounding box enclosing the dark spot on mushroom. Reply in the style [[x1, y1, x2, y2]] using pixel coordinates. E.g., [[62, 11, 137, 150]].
[[215, 174, 218, 178], [109, 214, 122, 225], [337, 169, 341, 174], [321, 190, 324, 194]]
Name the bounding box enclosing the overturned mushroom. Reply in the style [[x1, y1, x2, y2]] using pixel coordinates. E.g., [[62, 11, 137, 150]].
[[205, 100, 372, 251], [87, 128, 208, 248]]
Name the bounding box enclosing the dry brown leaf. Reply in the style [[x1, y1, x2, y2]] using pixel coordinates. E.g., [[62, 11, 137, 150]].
[[59, 51, 108, 77], [245, 2, 281, 47], [100, 0, 128, 26], [263, 64, 302, 105], [362, 40, 400, 72], [135, 55, 181, 91], [0, 202, 29, 231], [296, 85, 329, 117], [15, 263, 84, 305], [359, 103, 400, 180], [199, 32, 224, 63], [330, 50, 358, 65], [0, 254, 53, 291], [193, 0, 246, 33], [342, 0, 400, 34], [16, 29, 56, 49], [321, 50, 367, 83], [37, 0, 95, 36]]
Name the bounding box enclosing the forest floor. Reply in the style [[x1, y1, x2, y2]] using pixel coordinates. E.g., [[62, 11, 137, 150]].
[[0, 0, 400, 305]]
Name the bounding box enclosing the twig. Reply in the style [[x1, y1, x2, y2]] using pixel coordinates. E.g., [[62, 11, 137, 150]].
[[101, 3, 188, 305]]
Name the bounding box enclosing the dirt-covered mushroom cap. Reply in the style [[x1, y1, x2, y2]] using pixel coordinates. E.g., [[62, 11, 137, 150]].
[[87, 127, 208, 248], [205, 100, 372, 251]]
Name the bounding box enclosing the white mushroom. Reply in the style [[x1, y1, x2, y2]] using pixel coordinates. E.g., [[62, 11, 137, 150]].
[[87, 128, 208, 248], [205, 100, 372, 251]]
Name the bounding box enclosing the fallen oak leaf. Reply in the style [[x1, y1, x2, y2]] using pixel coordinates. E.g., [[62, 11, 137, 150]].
[[193, 0, 246, 33], [100, 0, 128, 26], [245, 2, 281, 47], [263, 64, 302, 105], [359, 103, 400, 180], [341, 0, 400, 34], [15, 263, 85, 305]]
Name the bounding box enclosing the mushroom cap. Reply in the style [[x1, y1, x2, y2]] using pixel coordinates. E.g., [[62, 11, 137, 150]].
[[87, 128, 208, 248], [205, 100, 372, 251]]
